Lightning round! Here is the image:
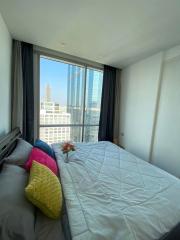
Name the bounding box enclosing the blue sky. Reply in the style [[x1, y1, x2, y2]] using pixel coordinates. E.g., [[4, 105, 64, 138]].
[[40, 57, 103, 107], [40, 57, 68, 105]]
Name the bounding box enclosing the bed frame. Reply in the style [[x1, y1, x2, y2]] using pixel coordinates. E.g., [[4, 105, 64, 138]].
[[0, 127, 21, 167]]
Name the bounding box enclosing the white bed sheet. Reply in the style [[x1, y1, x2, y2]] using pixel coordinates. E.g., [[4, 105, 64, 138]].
[[52, 141, 180, 240]]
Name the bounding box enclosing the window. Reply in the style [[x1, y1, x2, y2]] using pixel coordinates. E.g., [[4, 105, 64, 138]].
[[39, 56, 103, 144]]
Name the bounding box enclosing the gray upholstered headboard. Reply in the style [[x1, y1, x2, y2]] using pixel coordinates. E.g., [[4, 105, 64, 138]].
[[0, 127, 21, 167]]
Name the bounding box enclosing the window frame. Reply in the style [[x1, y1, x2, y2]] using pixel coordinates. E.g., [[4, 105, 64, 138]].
[[34, 47, 103, 142]]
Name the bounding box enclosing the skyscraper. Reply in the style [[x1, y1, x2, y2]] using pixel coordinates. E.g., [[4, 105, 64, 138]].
[[67, 65, 103, 142], [67, 65, 84, 117], [67, 65, 84, 141], [44, 83, 52, 102], [86, 69, 94, 108]]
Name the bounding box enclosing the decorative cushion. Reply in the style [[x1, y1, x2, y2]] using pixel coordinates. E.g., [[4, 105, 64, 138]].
[[25, 147, 58, 175], [0, 164, 35, 240], [4, 138, 32, 166], [34, 139, 55, 159], [25, 161, 62, 219]]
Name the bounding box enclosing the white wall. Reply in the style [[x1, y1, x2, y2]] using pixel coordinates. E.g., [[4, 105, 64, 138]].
[[151, 52, 180, 177], [120, 45, 180, 177], [0, 13, 12, 137], [120, 53, 163, 161]]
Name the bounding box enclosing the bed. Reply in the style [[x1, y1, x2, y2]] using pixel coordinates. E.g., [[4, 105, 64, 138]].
[[0, 129, 180, 240], [52, 141, 180, 240]]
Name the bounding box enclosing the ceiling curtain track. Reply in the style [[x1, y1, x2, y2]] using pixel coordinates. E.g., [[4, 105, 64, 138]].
[[11, 40, 34, 144]]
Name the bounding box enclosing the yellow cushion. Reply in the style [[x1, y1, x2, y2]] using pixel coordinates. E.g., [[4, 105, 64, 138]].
[[25, 160, 62, 219]]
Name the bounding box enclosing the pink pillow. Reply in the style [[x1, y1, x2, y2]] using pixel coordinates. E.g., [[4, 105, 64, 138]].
[[25, 148, 58, 175]]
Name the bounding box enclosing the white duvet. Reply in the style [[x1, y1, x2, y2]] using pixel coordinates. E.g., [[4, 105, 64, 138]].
[[52, 141, 180, 240]]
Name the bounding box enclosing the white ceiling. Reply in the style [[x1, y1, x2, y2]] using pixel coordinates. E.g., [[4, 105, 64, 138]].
[[0, 0, 180, 68]]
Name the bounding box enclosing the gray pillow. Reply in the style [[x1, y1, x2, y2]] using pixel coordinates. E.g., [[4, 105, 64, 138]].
[[35, 210, 65, 240], [4, 138, 32, 166], [0, 164, 35, 240]]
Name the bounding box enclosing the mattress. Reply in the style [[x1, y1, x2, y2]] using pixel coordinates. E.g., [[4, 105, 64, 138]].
[[52, 141, 180, 240]]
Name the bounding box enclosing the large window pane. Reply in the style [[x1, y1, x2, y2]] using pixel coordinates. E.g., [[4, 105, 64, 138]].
[[40, 126, 82, 144], [40, 57, 85, 125], [39, 56, 103, 143], [84, 68, 103, 125]]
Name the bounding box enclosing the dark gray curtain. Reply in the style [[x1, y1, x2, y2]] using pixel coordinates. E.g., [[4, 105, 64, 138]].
[[113, 69, 121, 145], [11, 40, 23, 131], [98, 65, 116, 142], [11, 40, 34, 144], [21, 42, 34, 144]]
